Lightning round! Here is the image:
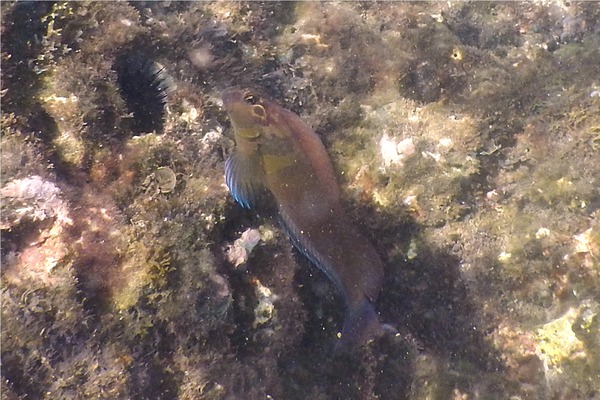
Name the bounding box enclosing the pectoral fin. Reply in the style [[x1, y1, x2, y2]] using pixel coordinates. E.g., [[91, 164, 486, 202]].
[[225, 152, 264, 209]]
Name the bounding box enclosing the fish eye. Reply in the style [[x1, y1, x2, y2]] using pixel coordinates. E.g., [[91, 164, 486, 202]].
[[243, 92, 257, 105]]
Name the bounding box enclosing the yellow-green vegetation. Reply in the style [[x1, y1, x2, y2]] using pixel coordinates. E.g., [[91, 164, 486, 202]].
[[534, 302, 600, 394], [112, 238, 172, 311], [39, 91, 86, 167], [536, 307, 585, 368]]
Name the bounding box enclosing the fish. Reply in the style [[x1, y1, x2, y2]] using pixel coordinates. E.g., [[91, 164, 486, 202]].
[[222, 87, 385, 348]]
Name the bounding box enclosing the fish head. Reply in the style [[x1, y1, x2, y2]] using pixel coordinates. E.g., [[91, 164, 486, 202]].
[[222, 86, 338, 207], [222, 88, 269, 140]]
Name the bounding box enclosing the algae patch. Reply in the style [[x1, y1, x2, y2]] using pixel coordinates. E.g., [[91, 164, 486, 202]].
[[535, 308, 585, 369]]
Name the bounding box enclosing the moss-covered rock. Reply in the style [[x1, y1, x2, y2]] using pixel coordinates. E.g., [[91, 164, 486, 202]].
[[2, 1, 599, 399]]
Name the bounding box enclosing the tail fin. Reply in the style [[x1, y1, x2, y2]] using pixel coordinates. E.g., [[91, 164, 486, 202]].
[[335, 299, 384, 351]]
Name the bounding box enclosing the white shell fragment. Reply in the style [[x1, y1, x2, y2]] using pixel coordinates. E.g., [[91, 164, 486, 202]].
[[380, 133, 415, 167], [226, 228, 262, 267]]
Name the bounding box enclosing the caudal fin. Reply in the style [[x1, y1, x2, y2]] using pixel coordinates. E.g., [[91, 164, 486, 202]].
[[335, 299, 384, 351]]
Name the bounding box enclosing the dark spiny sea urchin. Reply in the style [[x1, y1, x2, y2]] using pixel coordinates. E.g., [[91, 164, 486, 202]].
[[113, 53, 169, 134]]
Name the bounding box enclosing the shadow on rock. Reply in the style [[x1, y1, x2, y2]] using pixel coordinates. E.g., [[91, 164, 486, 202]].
[[380, 235, 503, 374]]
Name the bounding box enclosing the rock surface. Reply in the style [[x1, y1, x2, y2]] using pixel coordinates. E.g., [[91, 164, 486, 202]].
[[2, 2, 599, 399]]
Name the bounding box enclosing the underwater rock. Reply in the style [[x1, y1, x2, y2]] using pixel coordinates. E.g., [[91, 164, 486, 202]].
[[2, 1, 600, 399], [1, 176, 73, 287], [1, 176, 70, 229]]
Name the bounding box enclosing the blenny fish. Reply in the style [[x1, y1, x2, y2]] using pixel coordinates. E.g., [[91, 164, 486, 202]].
[[222, 87, 385, 348]]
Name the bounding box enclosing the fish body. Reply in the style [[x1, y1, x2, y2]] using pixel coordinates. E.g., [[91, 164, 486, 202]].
[[222, 88, 384, 347]]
